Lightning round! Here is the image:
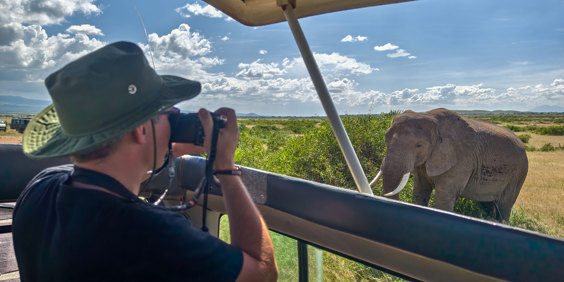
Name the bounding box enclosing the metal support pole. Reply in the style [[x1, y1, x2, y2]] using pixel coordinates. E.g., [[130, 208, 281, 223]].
[[297, 240, 309, 282], [281, 4, 373, 195]]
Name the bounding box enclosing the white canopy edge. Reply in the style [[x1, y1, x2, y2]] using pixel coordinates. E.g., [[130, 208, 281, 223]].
[[204, 0, 412, 26]]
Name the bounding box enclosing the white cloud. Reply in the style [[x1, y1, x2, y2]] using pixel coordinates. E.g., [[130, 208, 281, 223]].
[[374, 43, 416, 59], [139, 24, 219, 79], [500, 79, 564, 104], [200, 75, 317, 104], [0, 23, 104, 70], [66, 24, 104, 36], [195, 53, 377, 108], [341, 35, 367, 42], [236, 59, 285, 79], [259, 49, 267, 55], [341, 35, 354, 42], [0, 0, 105, 70], [327, 78, 357, 94], [374, 43, 398, 51], [221, 36, 229, 41], [315, 53, 374, 75], [146, 23, 211, 58], [325, 79, 564, 110], [552, 78, 564, 87], [197, 56, 224, 67], [387, 49, 411, 58], [0, 0, 104, 87], [0, 0, 101, 26], [175, 3, 225, 19], [192, 75, 564, 114], [283, 52, 375, 77]]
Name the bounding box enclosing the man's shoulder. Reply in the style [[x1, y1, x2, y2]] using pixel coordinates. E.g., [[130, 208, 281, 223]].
[[27, 164, 74, 187], [15, 164, 74, 208]]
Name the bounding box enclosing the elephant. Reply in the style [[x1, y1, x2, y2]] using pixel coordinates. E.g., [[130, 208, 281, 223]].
[[370, 108, 528, 221]]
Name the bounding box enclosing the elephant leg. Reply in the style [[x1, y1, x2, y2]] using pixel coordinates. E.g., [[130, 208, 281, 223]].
[[433, 192, 458, 211], [433, 178, 466, 212], [496, 175, 526, 222], [413, 170, 433, 206]]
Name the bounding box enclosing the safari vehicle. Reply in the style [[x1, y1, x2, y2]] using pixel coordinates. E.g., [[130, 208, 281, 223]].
[[0, 0, 563, 281], [0, 120, 6, 132], [9, 118, 31, 134]]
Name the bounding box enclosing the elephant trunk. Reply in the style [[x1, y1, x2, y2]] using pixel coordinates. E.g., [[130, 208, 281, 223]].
[[370, 170, 409, 195], [384, 173, 410, 196], [381, 153, 414, 199]]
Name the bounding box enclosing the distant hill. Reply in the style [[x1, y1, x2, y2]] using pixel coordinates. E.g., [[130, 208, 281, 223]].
[[0, 95, 50, 114], [454, 110, 531, 116], [0, 95, 264, 117], [237, 113, 261, 117], [530, 105, 564, 113]]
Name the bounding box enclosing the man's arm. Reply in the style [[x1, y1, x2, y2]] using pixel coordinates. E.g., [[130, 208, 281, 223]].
[[196, 107, 277, 281], [218, 175, 277, 282]]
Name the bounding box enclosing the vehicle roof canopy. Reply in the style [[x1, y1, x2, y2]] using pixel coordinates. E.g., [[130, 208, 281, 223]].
[[203, 0, 412, 26]]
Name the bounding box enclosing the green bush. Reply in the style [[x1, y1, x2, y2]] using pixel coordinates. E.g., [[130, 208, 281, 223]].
[[504, 125, 526, 132], [453, 198, 491, 219], [509, 209, 550, 235], [536, 126, 564, 136], [247, 114, 395, 191], [505, 124, 564, 136], [518, 134, 531, 143], [525, 145, 537, 152], [283, 119, 319, 134], [540, 143, 556, 152]]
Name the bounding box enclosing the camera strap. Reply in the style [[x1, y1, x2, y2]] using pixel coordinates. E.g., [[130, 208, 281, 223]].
[[200, 115, 222, 232], [157, 116, 223, 233]]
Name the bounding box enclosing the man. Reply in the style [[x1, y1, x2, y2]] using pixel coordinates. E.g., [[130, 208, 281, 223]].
[[12, 41, 277, 281]]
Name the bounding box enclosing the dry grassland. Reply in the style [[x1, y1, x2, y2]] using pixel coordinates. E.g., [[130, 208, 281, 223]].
[[0, 136, 22, 144], [524, 133, 564, 148], [514, 150, 564, 237]]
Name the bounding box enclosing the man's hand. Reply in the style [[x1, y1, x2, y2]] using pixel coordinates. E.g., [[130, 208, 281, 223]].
[[197, 108, 239, 170], [171, 108, 239, 164]]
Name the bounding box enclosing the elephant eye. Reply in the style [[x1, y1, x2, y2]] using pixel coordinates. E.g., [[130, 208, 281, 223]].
[[416, 143, 423, 148]]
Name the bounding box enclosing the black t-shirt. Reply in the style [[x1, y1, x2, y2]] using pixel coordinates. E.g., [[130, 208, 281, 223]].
[[12, 165, 243, 281]]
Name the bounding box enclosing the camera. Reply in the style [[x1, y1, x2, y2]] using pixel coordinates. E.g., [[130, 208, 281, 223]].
[[168, 113, 225, 145]]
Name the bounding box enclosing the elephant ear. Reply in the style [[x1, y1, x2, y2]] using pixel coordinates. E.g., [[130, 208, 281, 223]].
[[426, 136, 457, 177]]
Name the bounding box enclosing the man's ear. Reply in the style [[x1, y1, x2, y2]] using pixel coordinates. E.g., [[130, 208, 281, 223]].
[[131, 122, 150, 144]]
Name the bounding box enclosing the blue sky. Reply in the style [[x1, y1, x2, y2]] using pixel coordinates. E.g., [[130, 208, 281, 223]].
[[1, 0, 563, 116]]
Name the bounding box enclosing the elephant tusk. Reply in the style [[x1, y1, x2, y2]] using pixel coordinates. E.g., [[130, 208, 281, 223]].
[[369, 171, 382, 187], [384, 172, 410, 197]]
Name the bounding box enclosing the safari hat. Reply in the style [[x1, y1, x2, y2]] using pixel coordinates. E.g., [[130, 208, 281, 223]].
[[23, 41, 201, 159]]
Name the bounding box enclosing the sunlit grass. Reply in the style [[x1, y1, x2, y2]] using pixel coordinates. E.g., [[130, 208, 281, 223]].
[[525, 133, 564, 148], [513, 150, 564, 237]]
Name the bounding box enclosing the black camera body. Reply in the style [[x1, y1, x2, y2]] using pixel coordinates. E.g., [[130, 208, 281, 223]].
[[168, 113, 224, 145]]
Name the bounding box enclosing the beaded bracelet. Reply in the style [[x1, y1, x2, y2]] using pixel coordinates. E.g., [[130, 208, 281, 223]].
[[213, 167, 242, 176]]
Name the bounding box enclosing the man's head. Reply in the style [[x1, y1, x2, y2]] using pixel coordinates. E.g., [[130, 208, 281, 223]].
[[23, 41, 200, 160]]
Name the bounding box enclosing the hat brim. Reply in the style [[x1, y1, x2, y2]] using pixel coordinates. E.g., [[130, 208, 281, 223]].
[[23, 75, 200, 159]]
